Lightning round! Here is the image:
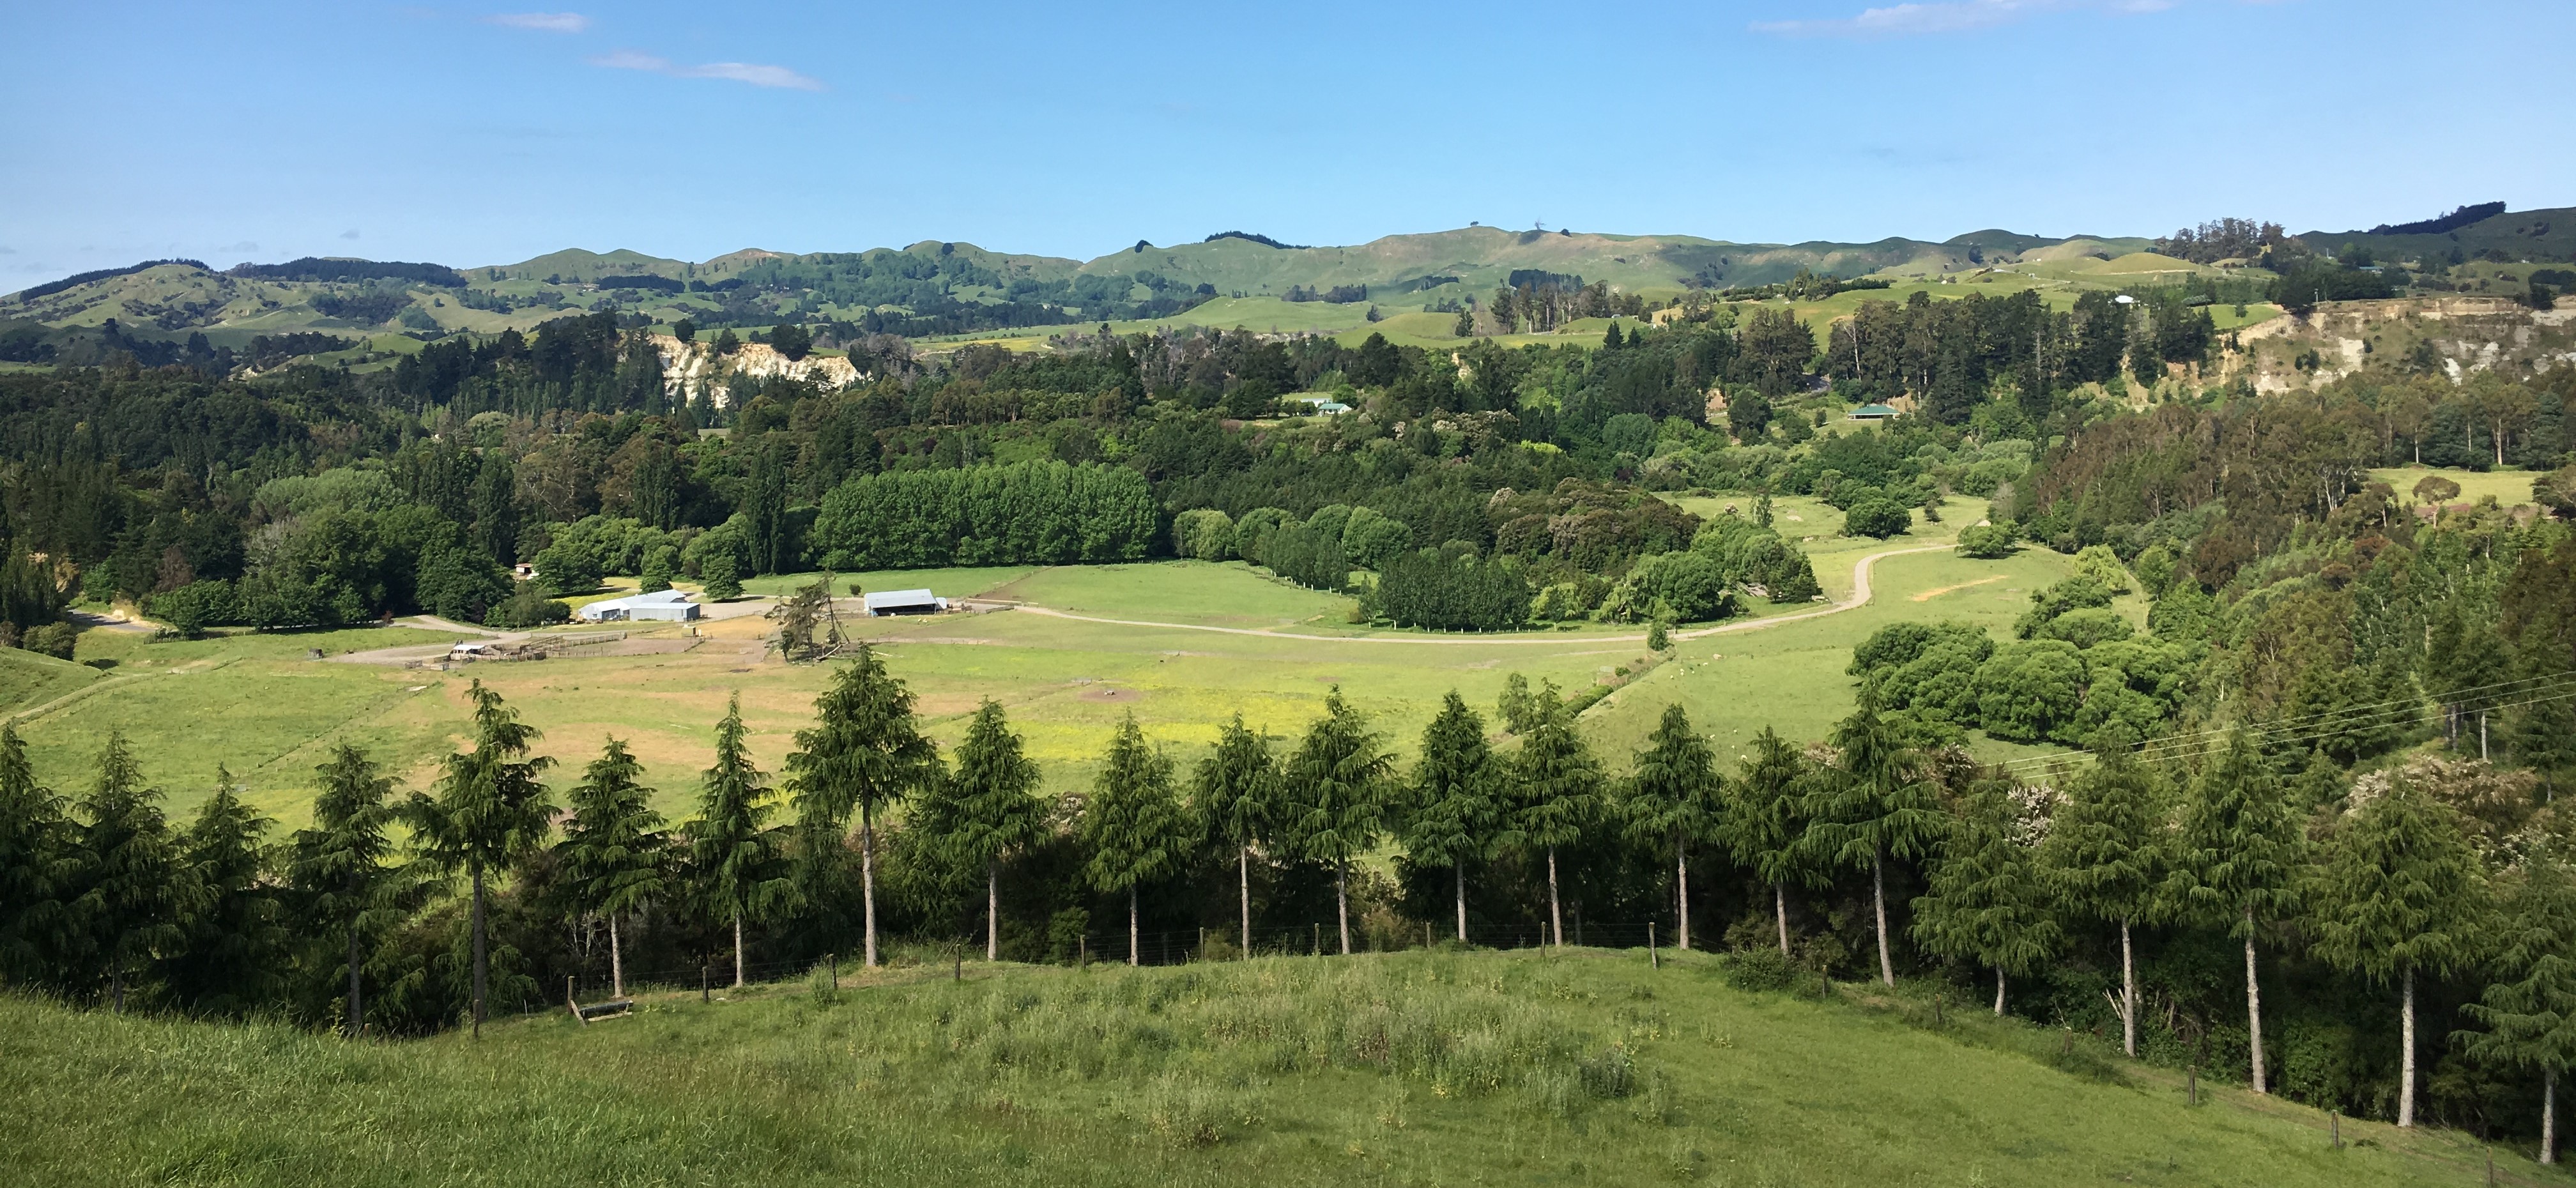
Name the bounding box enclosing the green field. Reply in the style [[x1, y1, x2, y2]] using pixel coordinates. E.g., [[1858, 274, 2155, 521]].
[[0, 948, 2540, 1187], [2372, 465, 2541, 507], [25, 496, 2065, 828]]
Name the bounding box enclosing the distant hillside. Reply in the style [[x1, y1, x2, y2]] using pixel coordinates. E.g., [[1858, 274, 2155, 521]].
[[2302, 202, 2576, 264], [2, 209, 2562, 362]]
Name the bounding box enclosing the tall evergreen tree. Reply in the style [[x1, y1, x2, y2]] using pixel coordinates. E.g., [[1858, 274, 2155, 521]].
[[929, 700, 1046, 962], [685, 694, 792, 988], [1912, 780, 2057, 1014], [2313, 774, 2486, 1127], [785, 644, 937, 968], [69, 733, 189, 1013], [556, 738, 667, 999], [1193, 713, 1278, 954], [2041, 738, 2168, 1056], [1803, 694, 1944, 986], [1402, 693, 1502, 944], [1284, 689, 1393, 955], [287, 743, 399, 1039], [0, 724, 71, 986], [408, 680, 555, 1038], [1725, 726, 1811, 956], [1506, 685, 1601, 948], [468, 452, 519, 567], [1623, 704, 1724, 950], [1082, 714, 1191, 965], [2462, 845, 2576, 1164], [167, 768, 284, 1014], [2167, 728, 2305, 1093]]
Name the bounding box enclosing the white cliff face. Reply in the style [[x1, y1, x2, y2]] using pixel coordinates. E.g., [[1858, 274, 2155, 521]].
[[652, 335, 863, 406]]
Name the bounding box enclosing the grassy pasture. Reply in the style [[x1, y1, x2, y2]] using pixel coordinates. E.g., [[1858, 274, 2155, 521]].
[[0, 947, 2533, 1188], [29, 503, 2050, 825], [2371, 465, 2539, 508]]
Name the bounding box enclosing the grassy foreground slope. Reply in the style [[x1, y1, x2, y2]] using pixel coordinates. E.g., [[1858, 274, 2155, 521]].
[[0, 948, 2538, 1188]]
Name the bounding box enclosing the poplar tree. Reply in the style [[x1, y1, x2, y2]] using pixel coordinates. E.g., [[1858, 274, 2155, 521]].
[[1082, 714, 1191, 964], [1507, 684, 1601, 948], [557, 738, 667, 999], [2462, 846, 2576, 1164], [1912, 780, 2057, 1014], [786, 644, 937, 967], [287, 743, 399, 1038], [1725, 727, 1811, 956], [2313, 775, 2485, 1127], [70, 733, 188, 1014], [409, 681, 553, 1038], [169, 768, 284, 1014], [1193, 713, 1279, 954], [686, 694, 792, 988], [0, 724, 71, 986], [933, 699, 1046, 962], [2167, 729, 2304, 1093], [1623, 704, 1724, 950], [1284, 689, 1393, 955], [1402, 693, 1501, 944], [1803, 694, 1944, 986], [2041, 739, 2167, 1057]]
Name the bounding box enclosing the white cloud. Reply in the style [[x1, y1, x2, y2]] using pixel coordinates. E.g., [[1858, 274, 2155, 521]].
[[1754, 0, 2174, 38], [486, 12, 591, 33], [340, 229, 361, 240], [588, 49, 823, 91]]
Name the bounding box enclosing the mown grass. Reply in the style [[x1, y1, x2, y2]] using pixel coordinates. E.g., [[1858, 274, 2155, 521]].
[[1, 947, 2546, 1187], [2371, 465, 2538, 507]]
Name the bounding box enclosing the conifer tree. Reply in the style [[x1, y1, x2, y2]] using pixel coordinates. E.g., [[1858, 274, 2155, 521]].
[[169, 768, 284, 1014], [1623, 704, 1724, 950], [786, 644, 937, 967], [1803, 694, 1944, 986], [556, 738, 667, 999], [933, 700, 1046, 962], [1402, 693, 1502, 944], [1284, 689, 1393, 955], [1506, 684, 1601, 948], [2313, 774, 2485, 1127], [409, 681, 553, 1037], [1082, 714, 1191, 964], [70, 733, 188, 1014], [287, 743, 399, 1038], [2462, 845, 2576, 1164], [686, 694, 793, 988], [1194, 713, 1279, 954], [2041, 737, 2167, 1056], [0, 724, 70, 986], [1912, 780, 2057, 1014], [2167, 728, 2304, 1093], [1725, 727, 1811, 956]]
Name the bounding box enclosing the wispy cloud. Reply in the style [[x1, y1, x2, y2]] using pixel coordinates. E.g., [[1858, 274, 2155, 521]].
[[1754, 0, 2174, 38], [588, 49, 824, 91], [486, 11, 591, 33], [339, 229, 361, 241]]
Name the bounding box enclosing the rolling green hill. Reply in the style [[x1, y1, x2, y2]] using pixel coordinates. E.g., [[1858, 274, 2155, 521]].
[[3, 948, 2544, 1188]]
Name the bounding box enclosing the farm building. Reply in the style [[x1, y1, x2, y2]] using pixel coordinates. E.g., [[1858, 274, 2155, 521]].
[[575, 589, 701, 623], [863, 589, 947, 616], [1847, 403, 1901, 421]]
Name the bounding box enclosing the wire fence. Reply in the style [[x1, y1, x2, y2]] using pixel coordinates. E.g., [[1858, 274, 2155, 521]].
[[530, 919, 1702, 1009]]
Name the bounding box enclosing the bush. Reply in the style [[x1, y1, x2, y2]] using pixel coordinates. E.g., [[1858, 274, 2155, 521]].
[[1603, 551, 1735, 623], [19, 621, 75, 659], [1841, 498, 1912, 538], [488, 583, 571, 629], [1338, 506, 1414, 570], [144, 579, 240, 637], [1720, 948, 1799, 993], [533, 540, 603, 597], [1171, 508, 1236, 560], [700, 554, 744, 600], [1955, 523, 2020, 559]]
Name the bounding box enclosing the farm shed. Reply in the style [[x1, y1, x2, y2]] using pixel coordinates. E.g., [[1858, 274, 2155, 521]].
[[863, 589, 947, 616], [575, 589, 701, 623]]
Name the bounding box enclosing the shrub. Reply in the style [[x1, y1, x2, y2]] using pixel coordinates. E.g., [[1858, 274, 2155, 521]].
[[1721, 948, 1799, 993], [19, 621, 75, 659], [1955, 522, 2020, 558], [700, 554, 744, 600], [488, 583, 571, 629], [1171, 509, 1236, 560], [1841, 498, 1912, 538], [145, 579, 240, 637]]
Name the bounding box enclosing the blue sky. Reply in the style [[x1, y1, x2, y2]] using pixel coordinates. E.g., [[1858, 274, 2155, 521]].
[[4, 0, 2571, 284]]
